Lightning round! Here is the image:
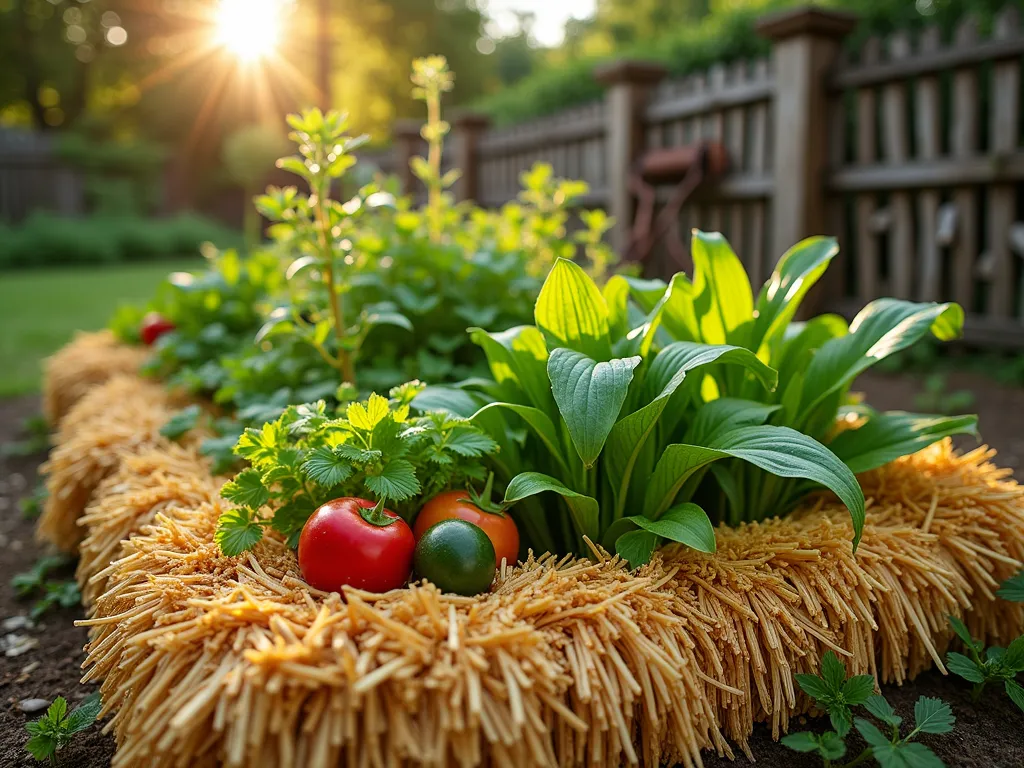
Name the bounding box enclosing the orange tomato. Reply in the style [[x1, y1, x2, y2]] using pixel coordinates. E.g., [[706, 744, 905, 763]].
[[413, 490, 519, 568]]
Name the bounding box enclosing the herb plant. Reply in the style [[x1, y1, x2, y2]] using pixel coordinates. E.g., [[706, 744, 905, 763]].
[[998, 571, 1024, 602], [784, 651, 955, 768], [24, 693, 102, 765], [420, 232, 974, 565], [215, 382, 498, 555], [945, 614, 1024, 711], [11, 555, 81, 619]]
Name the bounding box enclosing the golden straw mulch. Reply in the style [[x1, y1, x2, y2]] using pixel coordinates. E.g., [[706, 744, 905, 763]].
[[37, 350, 1024, 768], [42, 330, 150, 425]]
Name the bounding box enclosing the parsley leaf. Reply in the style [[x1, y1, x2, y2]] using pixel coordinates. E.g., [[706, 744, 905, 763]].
[[215, 508, 265, 556]]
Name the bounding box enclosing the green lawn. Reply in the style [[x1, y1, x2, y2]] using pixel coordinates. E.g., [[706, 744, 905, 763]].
[[0, 259, 202, 396]]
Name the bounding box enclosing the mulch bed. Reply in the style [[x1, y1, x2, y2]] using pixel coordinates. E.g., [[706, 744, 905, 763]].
[[2, 368, 1023, 767]]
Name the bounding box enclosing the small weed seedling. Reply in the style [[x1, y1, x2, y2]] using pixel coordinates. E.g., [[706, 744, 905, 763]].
[[24, 693, 101, 764], [11, 555, 80, 619], [783, 651, 955, 767], [19, 481, 48, 519], [0, 414, 51, 457], [945, 613, 1024, 711]]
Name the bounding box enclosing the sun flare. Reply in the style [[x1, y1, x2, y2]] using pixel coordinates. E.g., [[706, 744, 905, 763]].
[[214, 0, 283, 61]]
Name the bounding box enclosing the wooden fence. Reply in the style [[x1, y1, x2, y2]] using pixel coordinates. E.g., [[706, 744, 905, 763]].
[[385, 5, 1024, 348], [0, 129, 83, 223]]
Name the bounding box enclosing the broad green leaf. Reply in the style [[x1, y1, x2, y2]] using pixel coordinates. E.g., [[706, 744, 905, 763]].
[[945, 652, 985, 683], [66, 692, 102, 734], [606, 344, 776, 518], [997, 571, 1024, 602], [828, 411, 978, 474], [659, 272, 700, 342], [816, 732, 847, 761], [622, 275, 670, 312], [365, 458, 420, 501], [854, 718, 890, 749], [868, 740, 944, 768], [624, 503, 716, 553], [830, 706, 853, 739], [821, 651, 847, 692], [643, 426, 865, 548], [690, 230, 754, 345], [947, 614, 982, 653], [779, 732, 820, 753], [220, 468, 270, 509], [794, 673, 833, 703], [302, 446, 354, 487], [1001, 634, 1024, 671], [547, 349, 641, 468], [216, 508, 264, 556], [472, 402, 568, 475], [471, 326, 552, 413], [534, 257, 611, 360], [412, 386, 485, 418], [684, 398, 781, 446], [865, 695, 902, 727], [503, 471, 599, 543], [1005, 679, 1024, 713], [913, 696, 954, 734], [751, 236, 838, 353], [773, 314, 849, 395], [800, 299, 965, 415], [602, 275, 631, 340], [842, 674, 876, 705], [644, 343, 777, 402], [614, 529, 659, 569]]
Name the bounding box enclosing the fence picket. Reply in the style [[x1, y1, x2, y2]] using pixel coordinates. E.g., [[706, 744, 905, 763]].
[[854, 37, 882, 301], [915, 26, 942, 302], [882, 32, 913, 299], [988, 6, 1020, 318], [951, 17, 980, 313]]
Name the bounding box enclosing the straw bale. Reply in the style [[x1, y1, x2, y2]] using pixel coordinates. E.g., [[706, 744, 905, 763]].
[[42, 331, 150, 425], [76, 435, 1024, 768], [77, 443, 224, 607], [38, 375, 180, 551]]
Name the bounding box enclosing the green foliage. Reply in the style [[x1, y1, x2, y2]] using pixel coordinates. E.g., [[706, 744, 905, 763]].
[[0, 212, 242, 270], [912, 373, 977, 416], [215, 383, 498, 555], [475, 0, 1010, 126], [11, 554, 80, 619], [19, 482, 48, 520], [997, 571, 1024, 602], [794, 651, 876, 737], [24, 693, 102, 764], [0, 415, 50, 457], [784, 651, 954, 768], [945, 613, 1024, 712], [56, 133, 168, 216], [425, 231, 970, 564]]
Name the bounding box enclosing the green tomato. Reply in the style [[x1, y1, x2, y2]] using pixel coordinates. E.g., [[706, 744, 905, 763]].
[[413, 519, 496, 596]]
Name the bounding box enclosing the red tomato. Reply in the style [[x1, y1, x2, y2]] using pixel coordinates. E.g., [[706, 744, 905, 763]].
[[414, 491, 519, 567], [140, 312, 176, 345], [298, 497, 414, 593]]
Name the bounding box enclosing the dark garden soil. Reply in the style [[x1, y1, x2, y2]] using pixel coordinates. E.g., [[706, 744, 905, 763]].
[[0, 369, 1022, 767]]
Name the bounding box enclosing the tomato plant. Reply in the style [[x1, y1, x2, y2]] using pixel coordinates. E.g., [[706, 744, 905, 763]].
[[297, 497, 414, 593], [139, 312, 175, 346]]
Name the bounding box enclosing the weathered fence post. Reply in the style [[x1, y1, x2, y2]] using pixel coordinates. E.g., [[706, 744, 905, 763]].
[[393, 119, 423, 199], [594, 60, 667, 256], [757, 7, 856, 260], [451, 112, 491, 203]]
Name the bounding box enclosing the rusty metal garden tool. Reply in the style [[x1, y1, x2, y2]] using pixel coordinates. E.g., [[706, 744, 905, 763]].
[[625, 141, 728, 266]]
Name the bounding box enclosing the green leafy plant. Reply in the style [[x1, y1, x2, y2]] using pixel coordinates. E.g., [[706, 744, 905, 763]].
[[784, 651, 954, 768], [19, 482, 48, 520], [24, 693, 102, 765], [11, 555, 81, 619], [215, 382, 498, 555], [998, 570, 1024, 602], [945, 614, 1024, 711], [422, 232, 973, 565], [255, 109, 380, 388], [913, 373, 976, 416], [0, 414, 50, 457], [11, 555, 71, 598], [409, 56, 458, 243]]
